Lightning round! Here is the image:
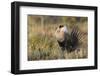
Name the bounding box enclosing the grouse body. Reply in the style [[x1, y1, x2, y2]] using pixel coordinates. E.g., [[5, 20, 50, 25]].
[[55, 25, 83, 52]]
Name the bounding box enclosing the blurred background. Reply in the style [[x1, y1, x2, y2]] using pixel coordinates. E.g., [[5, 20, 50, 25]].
[[28, 15, 88, 61]]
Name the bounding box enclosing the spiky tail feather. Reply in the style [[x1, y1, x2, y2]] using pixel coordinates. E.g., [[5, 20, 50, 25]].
[[71, 26, 87, 47]]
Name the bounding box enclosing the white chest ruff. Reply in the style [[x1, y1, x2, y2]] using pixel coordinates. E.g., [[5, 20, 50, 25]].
[[55, 26, 68, 42]]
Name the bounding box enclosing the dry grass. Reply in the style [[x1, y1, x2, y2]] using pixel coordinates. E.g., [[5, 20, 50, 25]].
[[28, 15, 88, 61]]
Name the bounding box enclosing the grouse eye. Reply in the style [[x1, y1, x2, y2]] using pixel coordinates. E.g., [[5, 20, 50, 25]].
[[59, 25, 64, 28]]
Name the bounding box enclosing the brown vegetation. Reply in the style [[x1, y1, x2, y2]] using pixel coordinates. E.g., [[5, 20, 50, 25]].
[[28, 15, 88, 61]]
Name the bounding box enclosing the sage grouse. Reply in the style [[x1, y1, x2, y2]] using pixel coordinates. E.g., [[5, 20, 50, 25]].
[[55, 25, 84, 52]]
